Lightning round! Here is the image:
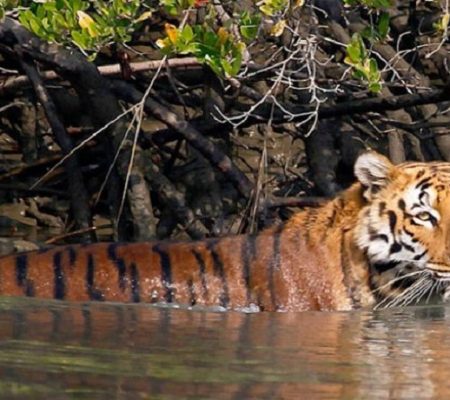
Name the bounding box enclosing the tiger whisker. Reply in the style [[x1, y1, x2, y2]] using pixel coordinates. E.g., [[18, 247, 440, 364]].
[[399, 278, 433, 306], [376, 276, 431, 309], [414, 280, 434, 305], [389, 281, 428, 309], [372, 270, 425, 294], [398, 277, 432, 307], [424, 281, 439, 305], [385, 278, 425, 308]]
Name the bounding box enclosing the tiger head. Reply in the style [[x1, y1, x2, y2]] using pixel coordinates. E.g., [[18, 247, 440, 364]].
[[354, 152, 450, 307]]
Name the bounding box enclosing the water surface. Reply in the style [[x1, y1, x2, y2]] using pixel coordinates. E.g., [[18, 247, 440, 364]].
[[0, 297, 449, 399]]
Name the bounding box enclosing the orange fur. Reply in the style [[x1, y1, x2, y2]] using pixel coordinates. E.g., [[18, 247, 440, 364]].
[[2, 152, 450, 311]]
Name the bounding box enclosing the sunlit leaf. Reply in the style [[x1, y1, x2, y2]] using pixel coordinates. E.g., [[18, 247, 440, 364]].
[[135, 10, 152, 23], [165, 23, 178, 44], [270, 19, 286, 37], [77, 10, 98, 37]]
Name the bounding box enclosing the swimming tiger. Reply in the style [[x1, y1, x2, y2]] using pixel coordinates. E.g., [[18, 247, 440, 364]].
[[1, 151, 450, 311]]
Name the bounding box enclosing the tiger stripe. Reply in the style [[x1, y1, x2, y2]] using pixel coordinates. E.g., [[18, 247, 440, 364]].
[[53, 252, 65, 300], [153, 244, 174, 303], [129, 263, 140, 303], [86, 253, 104, 301], [192, 249, 209, 302], [16, 254, 34, 297], [207, 240, 230, 308], [67, 246, 77, 267], [1, 152, 450, 311], [107, 244, 126, 291]]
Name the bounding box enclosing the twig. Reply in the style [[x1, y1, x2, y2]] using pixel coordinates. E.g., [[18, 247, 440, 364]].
[[265, 196, 327, 208], [0, 57, 200, 95], [109, 79, 253, 199], [45, 225, 111, 245], [17, 52, 94, 241]]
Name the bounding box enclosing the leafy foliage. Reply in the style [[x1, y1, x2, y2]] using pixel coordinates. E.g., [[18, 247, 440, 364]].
[[345, 33, 382, 93], [2, 0, 443, 92], [16, 0, 149, 55], [343, 0, 392, 8]]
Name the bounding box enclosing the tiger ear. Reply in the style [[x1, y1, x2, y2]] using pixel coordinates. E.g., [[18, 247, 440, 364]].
[[354, 152, 393, 196]]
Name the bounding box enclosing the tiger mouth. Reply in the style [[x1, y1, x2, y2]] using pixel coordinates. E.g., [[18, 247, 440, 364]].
[[371, 260, 450, 280], [427, 263, 450, 280]]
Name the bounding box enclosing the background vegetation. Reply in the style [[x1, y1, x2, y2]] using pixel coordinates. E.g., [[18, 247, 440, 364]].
[[0, 0, 448, 249]]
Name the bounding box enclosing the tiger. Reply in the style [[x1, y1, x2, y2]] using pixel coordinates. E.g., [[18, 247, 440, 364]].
[[1, 151, 450, 311]]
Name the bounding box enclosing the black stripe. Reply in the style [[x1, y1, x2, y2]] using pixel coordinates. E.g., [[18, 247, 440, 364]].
[[192, 249, 209, 300], [390, 242, 402, 254], [418, 191, 427, 204], [420, 182, 432, 191], [413, 249, 427, 260], [153, 245, 174, 303], [403, 227, 418, 242], [67, 246, 77, 267], [368, 227, 389, 242], [15, 254, 34, 297], [130, 263, 140, 303], [388, 210, 397, 233], [241, 235, 256, 303], [107, 243, 126, 291], [372, 260, 400, 273], [429, 215, 438, 227], [86, 254, 104, 301], [415, 169, 425, 179], [400, 241, 415, 253], [374, 234, 389, 242], [207, 240, 230, 308], [16, 254, 27, 287], [415, 177, 432, 190], [53, 252, 65, 300]]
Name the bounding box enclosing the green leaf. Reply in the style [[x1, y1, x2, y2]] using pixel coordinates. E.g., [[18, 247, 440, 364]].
[[29, 16, 43, 36], [369, 58, 378, 75], [369, 82, 382, 93], [240, 12, 260, 41], [377, 12, 390, 39], [181, 24, 194, 42], [71, 29, 89, 49]]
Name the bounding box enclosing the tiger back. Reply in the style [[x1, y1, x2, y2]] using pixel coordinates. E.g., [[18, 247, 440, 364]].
[[1, 151, 450, 311]]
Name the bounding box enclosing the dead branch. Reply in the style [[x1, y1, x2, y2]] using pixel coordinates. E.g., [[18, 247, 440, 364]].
[[0, 57, 200, 95], [108, 79, 254, 199], [16, 53, 94, 241], [0, 17, 157, 240]]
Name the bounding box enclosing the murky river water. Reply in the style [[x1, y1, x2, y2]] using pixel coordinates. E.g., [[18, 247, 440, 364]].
[[0, 298, 449, 399]]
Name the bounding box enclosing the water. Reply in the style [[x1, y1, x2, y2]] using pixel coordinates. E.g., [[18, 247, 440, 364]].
[[0, 297, 449, 399]]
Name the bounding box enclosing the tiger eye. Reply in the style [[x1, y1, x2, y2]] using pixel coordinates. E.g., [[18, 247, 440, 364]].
[[416, 211, 432, 221]]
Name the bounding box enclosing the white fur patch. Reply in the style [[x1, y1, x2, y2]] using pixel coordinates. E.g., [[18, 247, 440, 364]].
[[356, 183, 437, 264]]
